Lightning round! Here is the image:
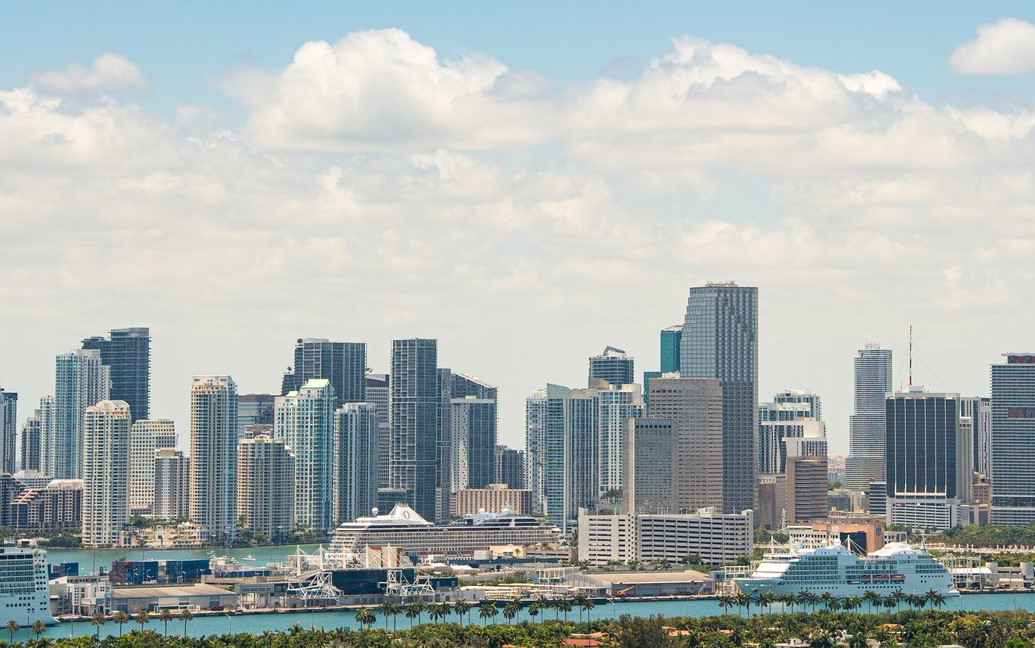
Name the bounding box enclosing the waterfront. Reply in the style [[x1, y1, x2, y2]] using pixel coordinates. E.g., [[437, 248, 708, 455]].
[[28, 591, 1035, 640], [47, 544, 323, 573]]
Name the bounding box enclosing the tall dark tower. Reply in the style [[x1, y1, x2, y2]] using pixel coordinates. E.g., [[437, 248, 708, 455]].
[[280, 338, 366, 407], [680, 282, 758, 513], [82, 327, 150, 423], [390, 338, 439, 520]]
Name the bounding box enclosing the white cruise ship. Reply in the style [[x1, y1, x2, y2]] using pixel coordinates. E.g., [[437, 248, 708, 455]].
[[0, 541, 56, 626], [734, 542, 958, 598], [328, 504, 561, 558]]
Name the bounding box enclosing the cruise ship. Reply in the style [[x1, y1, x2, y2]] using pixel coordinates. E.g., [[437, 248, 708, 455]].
[[0, 541, 56, 626], [735, 542, 958, 598], [328, 504, 561, 558]]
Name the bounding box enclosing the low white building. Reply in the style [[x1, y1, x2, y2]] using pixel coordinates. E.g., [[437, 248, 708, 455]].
[[577, 507, 753, 566]]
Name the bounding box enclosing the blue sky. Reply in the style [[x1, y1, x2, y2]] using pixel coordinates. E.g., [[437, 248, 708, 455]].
[[4, 2, 1035, 454], [5, 1, 1035, 118]]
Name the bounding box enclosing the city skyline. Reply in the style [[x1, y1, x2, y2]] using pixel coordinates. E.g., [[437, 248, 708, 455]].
[[5, 6, 1035, 456]]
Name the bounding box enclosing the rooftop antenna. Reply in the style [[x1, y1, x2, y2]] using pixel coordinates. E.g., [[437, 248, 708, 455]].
[[909, 324, 913, 387]]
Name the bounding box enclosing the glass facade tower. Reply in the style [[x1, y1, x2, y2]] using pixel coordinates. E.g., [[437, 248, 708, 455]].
[[81, 327, 150, 423], [991, 353, 1035, 524]]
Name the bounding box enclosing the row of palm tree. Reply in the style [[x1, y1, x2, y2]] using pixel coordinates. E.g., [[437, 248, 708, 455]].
[[363, 591, 599, 632], [13, 605, 200, 642], [718, 588, 948, 617]]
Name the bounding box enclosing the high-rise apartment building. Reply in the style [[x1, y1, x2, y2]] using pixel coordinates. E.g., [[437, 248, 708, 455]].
[[237, 394, 275, 435], [189, 376, 238, 546], [365, 374, 391, 488], [333, 403, 379, 523], [597, 383, 644, 496], [81, 327, 150, 423], [237, 435, 295, 542], [81, 400, 130, 548], [280, 338, 366, 407], [959, 396, 992, 477], [0, 388, 16, 474], [19, 409, 41, 472], [494, 445, 524, 489], [128, 420, 176, 515], [525, 384, 599, 533], [623, 418, 674, 514], [451, 397, 497, 492], [773, 389, 822, 420], [390, 339, 439, 520], [885, 388, 965, 530], [46, 349, 110, 479], [758, 416, 827, 475], [845, 345, 893, 491], [991, 354, 1035, 524], [786, 456, 828, 523], [276, 378, 335, 533], [436, 368, 453, 522], [680, 282, 758, 513], [154, 449, 189, 520], [589, 346, 635, 388], [647, 377, 723, 512]]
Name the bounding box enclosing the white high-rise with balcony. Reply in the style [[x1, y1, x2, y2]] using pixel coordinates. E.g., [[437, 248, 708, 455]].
[[128, 419, 176, 515], [45, 349, 110, 479], [277, 378, 335, 533], [189, 376, 238, 545], [82, 400, 130, 547]]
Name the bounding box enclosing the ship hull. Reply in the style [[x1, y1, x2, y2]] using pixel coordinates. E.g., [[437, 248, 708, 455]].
[[734, 577, 960, 599]]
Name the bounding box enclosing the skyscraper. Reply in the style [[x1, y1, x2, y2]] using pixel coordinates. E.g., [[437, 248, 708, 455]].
[[450, 374, 498, 493], [436, 367, 453, 522], [390, 339, 439, 520], [154, 449, 189, 520], [237, 394, 275, 435], [81, 327, 150, 423], [622, 417, 674, 514], [450, 396, 497, 491], [773, 389, 822, 420], [333, 402, 379, 523], [596, 383, 644, 497], [525, 384, 599, 533], [786, 456, 828, 523], [647, 377, 724, 512], [81, 400, 130, 548], [189, 376, 238, 546], [960, 396, 992, 477], [0, 388, 16, 474], [991, 353, 1035, 524], [845, 345, 893, 491], [885, 388, 965, 530], [494, 445, 524, 489], [588, 346, 635, 387], [364, 374, 391, 488], [237, 435, 294, 542], [128, 420, 176, 515], [19, 409, 41, 472], [46, 349, 110, 479], [660, 325, 682, 374], [679, 282, 758, 513], [280, 338, 366, 407], [758, 394, 826, 476], [276, 378, 335, 533]]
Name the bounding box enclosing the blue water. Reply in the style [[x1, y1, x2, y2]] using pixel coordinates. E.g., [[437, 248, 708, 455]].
[[27, 592, 1035, 641]]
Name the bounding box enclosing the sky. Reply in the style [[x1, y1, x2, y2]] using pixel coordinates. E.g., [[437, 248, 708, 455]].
[[3, 2, 1035, 454]]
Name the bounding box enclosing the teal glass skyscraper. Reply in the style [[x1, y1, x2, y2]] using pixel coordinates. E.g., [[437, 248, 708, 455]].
[[660, 325, 682, 374], [680, 282, 758, 513]]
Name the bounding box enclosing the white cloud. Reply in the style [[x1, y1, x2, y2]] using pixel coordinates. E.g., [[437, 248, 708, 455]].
[[239, 29, 553, 152], [30, 53, 148, 93], [949, 18, 1035, 76]]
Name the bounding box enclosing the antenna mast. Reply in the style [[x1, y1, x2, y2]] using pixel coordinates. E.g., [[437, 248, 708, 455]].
[[908, 325, 913, 387]]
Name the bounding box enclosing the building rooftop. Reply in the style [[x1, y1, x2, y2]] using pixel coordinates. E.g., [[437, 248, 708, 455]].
[[581, 570, 710, 585], [113, 584, 236, 599]]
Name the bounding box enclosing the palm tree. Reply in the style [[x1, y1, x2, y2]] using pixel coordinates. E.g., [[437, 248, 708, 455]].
[[555, 598, 573, 622], [379, 601, 400, 631], [826, 597, 842, 613], [527, 600, 542, 620], [453, 599, 472, 625], [863, 591, 882, 614], [884, 592, 899, 613], [847, 634, 868, 648], [113, 611, 128, 636], [478, 602, 498, 624], [502, 601, 520, 624], [844, 596, 863, 613], [719, 594, 736, 615], [179, 608, 193, 637], [572, 593, 589, 623], [430, 603, 451, 623], [925, 588, 946, 610], [31, 619, 44, 640], [801, 591, 819, 613], [134, 608, 150, 631], [819, 592, 834, 613], [578, 594, 595, 622], [355, 607, 376, 630], [734, 591, 751, 617], [159, 609, 173, 636], [5, 619, 17, 644], [405, 601, 425, 626], [759, 590, 776, 615], [91, 612, 105, 637]]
